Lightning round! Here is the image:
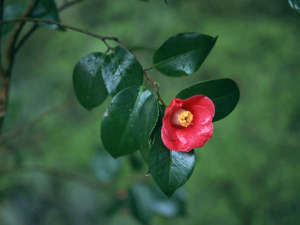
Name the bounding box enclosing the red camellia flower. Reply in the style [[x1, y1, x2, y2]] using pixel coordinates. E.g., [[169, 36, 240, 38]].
[[161, 95, 215, 152]]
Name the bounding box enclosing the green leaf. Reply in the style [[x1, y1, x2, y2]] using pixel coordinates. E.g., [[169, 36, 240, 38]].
[[149, 129, 196, 197], [73, 52, 108, 110], [139, 104, 165, 163], [128, 183, 186, 224], [101, 86, 159, 158], [176, 78, 240, 122], [289, 0, 300, 12], [101, 47, 144, 96], [2, 0, 62, 36], [152, 32, 217, 77], [90, 148, 121, 182], [32, 0, 62, 30]]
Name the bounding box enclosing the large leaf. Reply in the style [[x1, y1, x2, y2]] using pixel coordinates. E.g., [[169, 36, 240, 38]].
[[152, 32, 217, 77], [2, 0, 62, 36], [289, 0, 300, 12], [149, 129, 196, 197], [128, 183, 186, 224], [101, 86, 159, 158], [176, 78, 240, 122], [101, 47, 144, 96], [73, 52, 108, 110]]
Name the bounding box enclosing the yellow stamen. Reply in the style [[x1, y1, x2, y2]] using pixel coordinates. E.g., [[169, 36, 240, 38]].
[[172, 109, 193, 127]]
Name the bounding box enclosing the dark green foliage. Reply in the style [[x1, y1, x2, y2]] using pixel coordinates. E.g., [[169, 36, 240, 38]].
[[149, 129, 196, 197], [2, 0, 62, 36], [289, 0, 300, 12], [177, 79, 240, 122], [101, 86, 159, 158], [101, 47, 144, 96], [153, 32, 217, 77], [73, 52, 108, 110], [32, 0, 62, 30]]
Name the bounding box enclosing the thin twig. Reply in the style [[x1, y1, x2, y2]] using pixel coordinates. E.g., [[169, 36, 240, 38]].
[[1, 17, 122, 50], [15, 0, 85, 54], [5, 0, 40, 76], [143, 70, 166, 106], [0, 0, 39, 133], [14, 23, 39, 52]]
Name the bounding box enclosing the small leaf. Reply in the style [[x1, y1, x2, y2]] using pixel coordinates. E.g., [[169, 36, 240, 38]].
[[73, 52, 108, 110], [149, 129, 196, 197], [153, 32, 217, 77], [289, 0, 300, 12], [90, 148, 121, 182], [32, 0, 62, 30], [101, 86, 159, 158], [176, 78, 240, 122], [101, 47, 144, 96]]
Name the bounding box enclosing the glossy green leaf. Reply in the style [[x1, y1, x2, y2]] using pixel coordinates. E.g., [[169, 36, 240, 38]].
[[101, 86, 159, 158], [139, 104, 165, 163], [149, 129, 196, 197], [176, 78, 240, 122], [90, 149, 121, 182], [289, 0, 300, 12], [128, 183, 186, 224], [2, 0, 62, 36], [73, 52, 108, 110], [101, 47, 144, 96], [152, 32, 217, 77]]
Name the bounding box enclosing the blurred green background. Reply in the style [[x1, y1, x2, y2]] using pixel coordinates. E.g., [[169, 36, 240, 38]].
[[1, 0, 300, 224]]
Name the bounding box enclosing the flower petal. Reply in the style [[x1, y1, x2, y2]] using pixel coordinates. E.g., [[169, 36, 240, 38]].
[[161, 96, 214, 152]]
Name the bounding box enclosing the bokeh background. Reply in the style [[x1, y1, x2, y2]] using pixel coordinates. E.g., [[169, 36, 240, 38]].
[[1, 0, 300, 224]]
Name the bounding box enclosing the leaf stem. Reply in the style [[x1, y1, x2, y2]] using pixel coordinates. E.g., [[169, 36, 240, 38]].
[[144, 65, 155, 71], [143, 70, 166, 106]]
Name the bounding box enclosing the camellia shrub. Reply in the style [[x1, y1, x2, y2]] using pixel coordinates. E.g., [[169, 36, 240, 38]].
[[72, 31, 240, 196], [0, 0, 244, 224]]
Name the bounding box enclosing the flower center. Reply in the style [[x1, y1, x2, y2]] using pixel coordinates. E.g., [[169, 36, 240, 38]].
[[172, 109, 193, 128]]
